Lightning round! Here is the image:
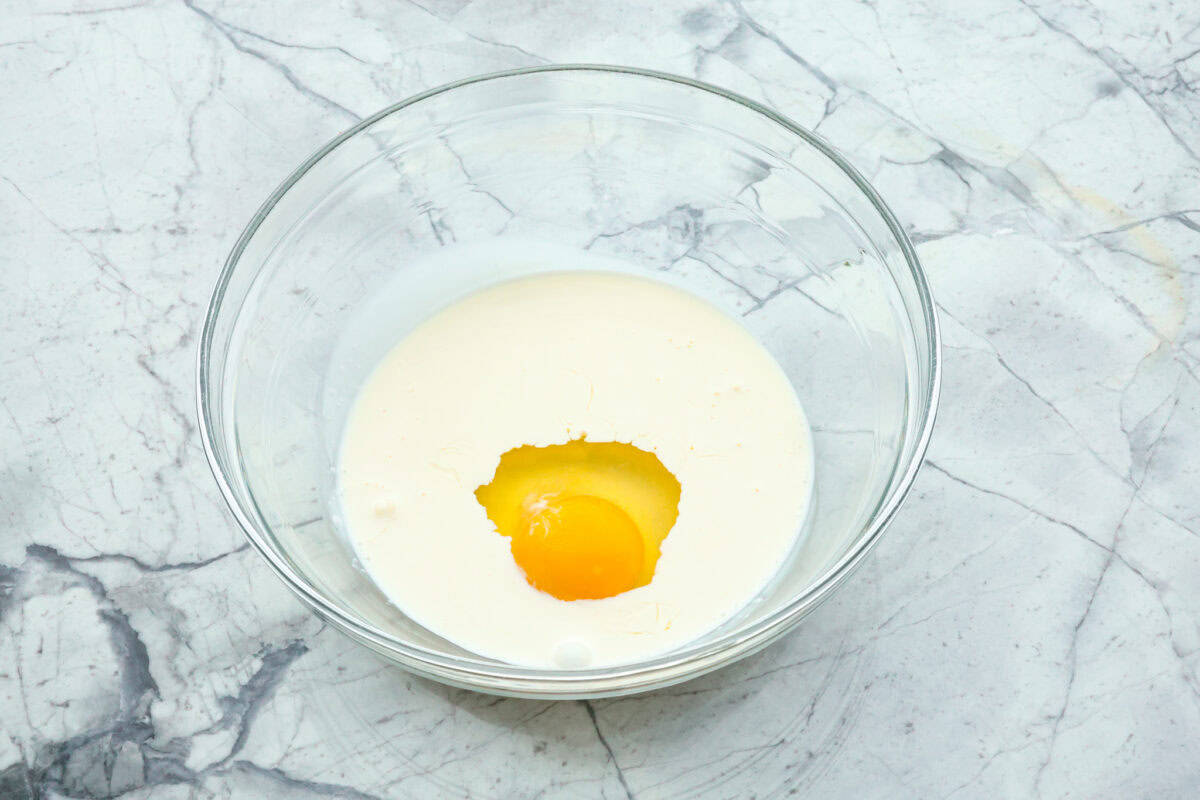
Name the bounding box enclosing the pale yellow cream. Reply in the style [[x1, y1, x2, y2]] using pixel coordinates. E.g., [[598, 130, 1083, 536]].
[[338, 271, 812, 668]]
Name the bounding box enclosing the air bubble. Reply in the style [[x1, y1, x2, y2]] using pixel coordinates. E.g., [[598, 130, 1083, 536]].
[[553, 639, 593, 669]]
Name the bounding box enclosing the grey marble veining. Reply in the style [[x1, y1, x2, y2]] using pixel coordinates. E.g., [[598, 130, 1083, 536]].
[[2, 0, 1199, 797]]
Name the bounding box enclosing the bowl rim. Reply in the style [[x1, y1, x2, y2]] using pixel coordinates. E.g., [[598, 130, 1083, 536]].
[[196, 63, 942, 694]]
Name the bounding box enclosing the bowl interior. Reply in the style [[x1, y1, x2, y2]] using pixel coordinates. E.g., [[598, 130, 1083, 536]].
[[200, 67, 936, 695]]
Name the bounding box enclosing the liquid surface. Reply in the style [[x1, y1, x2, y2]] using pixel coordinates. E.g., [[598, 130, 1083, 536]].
[[339, 271, 813, 668], [475, 439, 682, 600]]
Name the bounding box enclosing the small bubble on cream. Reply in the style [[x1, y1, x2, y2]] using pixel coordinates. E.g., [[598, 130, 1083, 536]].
[[553, 639, 593, 669]]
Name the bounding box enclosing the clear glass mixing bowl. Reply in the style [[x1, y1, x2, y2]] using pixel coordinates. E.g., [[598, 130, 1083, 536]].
[[197, 65, 940, 698]]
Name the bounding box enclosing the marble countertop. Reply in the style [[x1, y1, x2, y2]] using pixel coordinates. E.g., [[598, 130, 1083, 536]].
[[3, 0, 1199, 797]]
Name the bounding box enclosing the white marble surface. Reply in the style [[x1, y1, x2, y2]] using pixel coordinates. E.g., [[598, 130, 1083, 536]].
[[2, 0, 1199, 796]]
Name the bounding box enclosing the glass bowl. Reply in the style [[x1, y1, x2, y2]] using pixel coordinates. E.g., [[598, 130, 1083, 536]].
[[197, 65, 940, 699]]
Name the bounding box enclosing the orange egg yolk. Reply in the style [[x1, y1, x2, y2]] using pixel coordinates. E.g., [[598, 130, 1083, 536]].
[[474, 439, 681, 601]]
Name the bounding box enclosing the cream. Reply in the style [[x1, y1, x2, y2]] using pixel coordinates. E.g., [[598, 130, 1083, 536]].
[[338, 271, 812, 668]]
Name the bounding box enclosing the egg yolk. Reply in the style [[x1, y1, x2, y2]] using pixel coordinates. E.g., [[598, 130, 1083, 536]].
[[474, 439, 681, 601]]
